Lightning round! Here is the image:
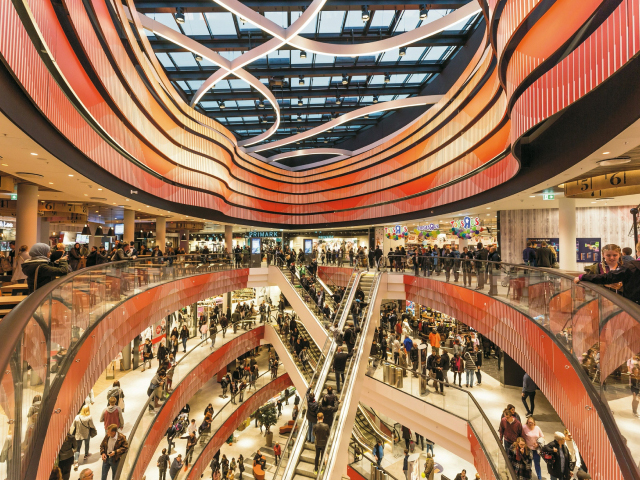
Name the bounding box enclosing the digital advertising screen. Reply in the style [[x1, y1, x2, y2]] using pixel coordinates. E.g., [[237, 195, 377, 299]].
[[304, 239, 313, 254], [576, 238, 601, 263], [251, 238, 261, 255]]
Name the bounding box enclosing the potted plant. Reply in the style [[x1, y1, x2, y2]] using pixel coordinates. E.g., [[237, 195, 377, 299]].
[[256, 403, 278, 446]]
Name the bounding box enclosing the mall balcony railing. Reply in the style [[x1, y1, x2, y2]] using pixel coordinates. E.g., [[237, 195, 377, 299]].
[[116, 316, 255, 480], [0, 253, 237, 480], [271, 269, 364, 480], [366, 254, 640, 479], [366, 356, 517, 480]]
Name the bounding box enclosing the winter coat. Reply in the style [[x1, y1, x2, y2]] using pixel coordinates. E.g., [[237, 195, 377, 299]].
[[73, 414, 96, 441]]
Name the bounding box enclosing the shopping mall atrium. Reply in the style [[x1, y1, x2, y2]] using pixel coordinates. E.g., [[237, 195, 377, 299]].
[[1, 1, 640, 480]]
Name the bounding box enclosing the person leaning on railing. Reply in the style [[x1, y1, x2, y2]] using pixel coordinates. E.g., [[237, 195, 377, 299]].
[[575, 258, 640, 304], [22, 243, 69, 294]]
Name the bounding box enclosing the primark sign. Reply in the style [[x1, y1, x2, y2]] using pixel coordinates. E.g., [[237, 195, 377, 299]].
[[248, 231, 281, 238]]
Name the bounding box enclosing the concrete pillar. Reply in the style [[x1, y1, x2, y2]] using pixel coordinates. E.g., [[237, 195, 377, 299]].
[[16, 183, 38, 249], [458, 238, 468, 250], [123, 209, 135, 244], [121, 342, 131, 371], [38, 218, 50, 244], [558, 197, 577, 271], [179, 229, 189, 252], [156, 217, 167, 252], [225, 225, 233, 254]]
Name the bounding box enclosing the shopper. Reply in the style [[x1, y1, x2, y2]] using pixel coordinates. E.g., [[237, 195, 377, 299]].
[[273, 443, 281, 465], [582, 244, 624, 294], [23, 243, 69, 294], [157, 448, 170, 480], [523, 416, 544, 480], [463, 347, 476, 388], [179, 325, 189, 352], [58, 431, 76, 480], [522, 373, 537, 416], [523, 242, 537, 267], [541, 432, 572, 480], [11, 244, 29, 283], [499, 409, 523, 451], [402, 425, 412, 450], [508, 437, 533, 480], [576, 259, 640, 304], [454, 470, 468, 480], [424, 453, 436, 480], [473, 345, 483, 385], [631, 366, 640, 417], [99, 424, 129, 480], [68, 243, 82, 271], [100, 397, 124, 431], [306, 393, 319, 443], [169, 454, 183, 480], [72, 405, 96, 470], [402, 449, 410, 480], [622, 247, 635, 263], [535, 242, 556, 268], [451, 352, 464, 387], [142, 338, 153, 372], [372, 439, 384, 467]]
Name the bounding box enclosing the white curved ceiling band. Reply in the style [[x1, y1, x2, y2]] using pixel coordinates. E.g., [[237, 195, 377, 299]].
[[267, 148, 352, 163], [130, 9, 281, 146], [213, 0, 480, 57], [245, 95, 443, 153]]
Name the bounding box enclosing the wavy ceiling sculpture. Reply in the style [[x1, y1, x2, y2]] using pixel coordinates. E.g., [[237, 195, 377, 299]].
[[0, 0, 634, 229]]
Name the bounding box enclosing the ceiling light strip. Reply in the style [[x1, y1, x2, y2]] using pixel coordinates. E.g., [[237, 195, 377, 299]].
[[244, 95, 442, 153]]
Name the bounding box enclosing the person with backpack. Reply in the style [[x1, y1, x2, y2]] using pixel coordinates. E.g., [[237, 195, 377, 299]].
[[157, 448, 170, 480], [541, 432, 572, 480]]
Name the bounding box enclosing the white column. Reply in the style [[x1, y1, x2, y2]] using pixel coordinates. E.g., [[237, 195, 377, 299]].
[[225, 225, 233, 254], [16, 183, 38, 249], [156, 217, 167, 252], [38, 218, 50, 244], [558, 196, 577, 271], [123, 209, 135, 244]]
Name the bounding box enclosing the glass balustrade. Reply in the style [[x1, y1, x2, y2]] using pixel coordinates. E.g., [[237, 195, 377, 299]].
[[0, 253, 236, 480]]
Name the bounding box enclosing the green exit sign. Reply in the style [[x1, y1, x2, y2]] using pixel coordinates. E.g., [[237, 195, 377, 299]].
[[10, 194, 17, 200], [543, 194, 555, 200]]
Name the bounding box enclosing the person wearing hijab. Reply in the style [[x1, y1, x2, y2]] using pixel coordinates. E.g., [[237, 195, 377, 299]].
[[21, 243, 70, 293]]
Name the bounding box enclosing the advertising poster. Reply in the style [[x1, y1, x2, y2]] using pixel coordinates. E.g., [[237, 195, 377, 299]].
[[304, 239, 313, 254], [576, 238, 601, 263], [527, 238, 560, 262]]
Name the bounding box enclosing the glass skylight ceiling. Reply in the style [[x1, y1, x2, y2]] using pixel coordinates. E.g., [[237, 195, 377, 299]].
[[142, 2, 482, 162]]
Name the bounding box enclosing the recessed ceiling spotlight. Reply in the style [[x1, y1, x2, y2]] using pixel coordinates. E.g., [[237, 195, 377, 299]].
[[529, 195, 536, 198], [218, 101, 226, 109], [300, 50, 307, 59], [299, 75, 304, 86], [335, 97, 342, 105], [399, 47, 407, 56], [30, 153, 37, 156], [175, 7, 185, 23], [597, 156, 631, 166], [342, 74, 349, 85], [384, 74, 390, 83], [195, 54, 203, 62], [239, 17, 247, 25], [258, 99, 265, 108], [361, 4, 370, 22], [602, 151, 610, 154], [298, 97, 303, 106], [1, 164, 7, 167], [297, 115, 302, 122], [373, 95, 379, 103], [419, 4, 428, 19], [68, 174, 74, 177], [49, 182, 53, 185], [364, 114, 369, 119]]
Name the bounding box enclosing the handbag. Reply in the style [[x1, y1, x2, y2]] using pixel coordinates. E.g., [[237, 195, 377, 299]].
[[81, 419, 97, 438]]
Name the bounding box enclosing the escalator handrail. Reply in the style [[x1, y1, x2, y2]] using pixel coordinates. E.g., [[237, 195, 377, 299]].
[[358, 404, 395, 444], [366, 355, 517, 480], [348, 441, 402, 480], [319, 272, 382, 480], [0, 253, 227, 385]]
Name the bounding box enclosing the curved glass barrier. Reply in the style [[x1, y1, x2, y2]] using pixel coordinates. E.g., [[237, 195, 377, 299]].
[[272, 270, 362, 480], [366, 356, 516, 480], [372, 255, 640, 477], [117, 316, 252, 480], [0, 253, 237, 480]]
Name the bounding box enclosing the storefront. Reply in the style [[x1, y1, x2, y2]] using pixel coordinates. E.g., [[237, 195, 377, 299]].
[[283, 229, 370, 253], [0, 218, 15, 251]]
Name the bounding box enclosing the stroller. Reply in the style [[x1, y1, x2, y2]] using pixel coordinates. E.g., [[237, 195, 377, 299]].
[[165, 412, 189, 453]]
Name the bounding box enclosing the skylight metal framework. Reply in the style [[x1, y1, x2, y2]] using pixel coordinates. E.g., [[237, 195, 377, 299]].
[[141, 1, 481, 159]]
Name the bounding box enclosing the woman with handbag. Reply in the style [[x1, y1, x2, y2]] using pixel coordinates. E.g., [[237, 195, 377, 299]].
[[72, 405, 97, 470], [11, 244, 29, 283]]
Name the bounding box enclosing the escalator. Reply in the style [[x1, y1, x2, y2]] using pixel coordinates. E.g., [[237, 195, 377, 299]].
[[276, 272, 381, 480], [352, 404, 394, 454]]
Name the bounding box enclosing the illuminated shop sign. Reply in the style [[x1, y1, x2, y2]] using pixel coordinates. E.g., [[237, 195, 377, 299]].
[[416, 223, 439, 231], [385, 225, 409, 239], [248, 231, 280, 238], [0, 221, 14, 228], [450, 216, 480, 229]]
